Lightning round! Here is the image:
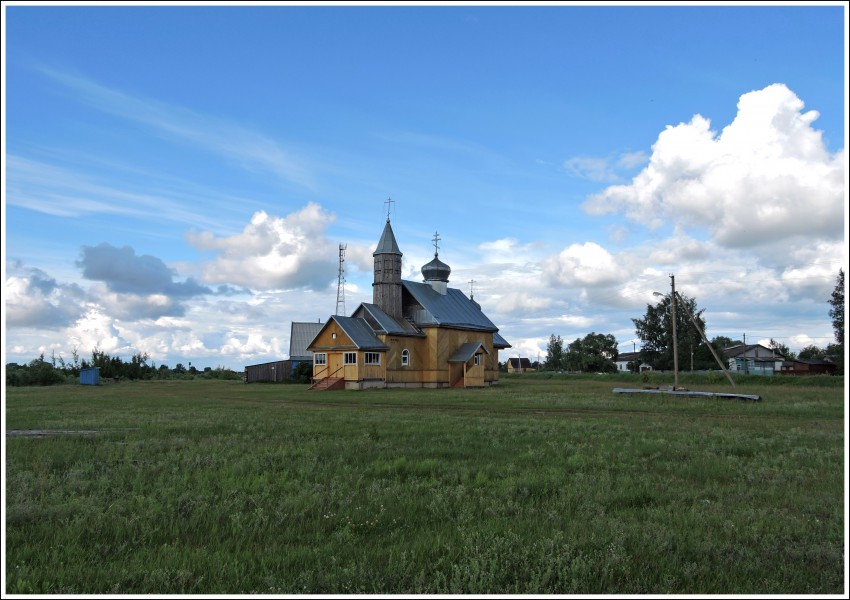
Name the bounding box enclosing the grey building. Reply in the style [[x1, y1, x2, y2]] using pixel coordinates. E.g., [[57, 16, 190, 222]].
[[244, 321, 324, 383]]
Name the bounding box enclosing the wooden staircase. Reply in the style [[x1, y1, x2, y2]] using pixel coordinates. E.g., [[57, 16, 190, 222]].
[[309, 376, 345, 391]]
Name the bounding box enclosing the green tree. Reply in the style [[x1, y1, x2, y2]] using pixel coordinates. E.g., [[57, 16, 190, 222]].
[[768, 338, 795, 361], [544, 334, 565, 371], [634, 292, 708, 371], [564, 332, 618, 372], [826, 269, 844, 375], [798, 345, 826, 360], [293, 361, 313, 384], [829, 269, 844, 345]]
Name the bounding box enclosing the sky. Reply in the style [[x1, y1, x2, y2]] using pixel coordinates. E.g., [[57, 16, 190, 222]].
[[2, 2, 848, 371]]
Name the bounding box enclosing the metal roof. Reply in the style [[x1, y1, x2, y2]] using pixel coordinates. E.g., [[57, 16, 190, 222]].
[[289, 322, 324, 359], [324, 316, 389, 350], [355, 303, 424, 336], [493, 332, 512, 349], [402, 280, 498, 332], [374, 219, 402, 256], [448, 342, 489, 363]]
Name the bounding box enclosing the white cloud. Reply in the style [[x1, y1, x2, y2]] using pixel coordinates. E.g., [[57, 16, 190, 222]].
[[187, 203, 339, 291], [543, 241, 626, 287], [582, 84, 846, 249], [5, 265, 88, 329]]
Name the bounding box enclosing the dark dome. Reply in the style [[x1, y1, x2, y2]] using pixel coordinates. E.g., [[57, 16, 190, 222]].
[[421, 254, 451, 282]]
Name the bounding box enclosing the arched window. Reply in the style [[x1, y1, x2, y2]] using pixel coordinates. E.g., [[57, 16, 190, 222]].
[[401, 349, 410, 367]]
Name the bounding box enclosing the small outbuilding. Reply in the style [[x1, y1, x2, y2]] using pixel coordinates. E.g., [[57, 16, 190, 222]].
[[80, 367, 100, 386]]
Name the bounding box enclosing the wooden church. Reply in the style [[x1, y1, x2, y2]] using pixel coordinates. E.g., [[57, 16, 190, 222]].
[[307, 216, 511, 390]]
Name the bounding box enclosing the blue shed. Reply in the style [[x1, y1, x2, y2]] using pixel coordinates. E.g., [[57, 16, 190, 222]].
[[80, 367, 100, 385]]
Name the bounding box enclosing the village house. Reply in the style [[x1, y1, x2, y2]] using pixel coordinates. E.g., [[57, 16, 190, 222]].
[[307, 217, 511, 390], [723, 343, 785, 376], [506, 357, 534, 373]]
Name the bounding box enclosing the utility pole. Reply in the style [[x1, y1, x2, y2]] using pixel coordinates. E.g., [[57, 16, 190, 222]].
[[671, 274, 679, 389]]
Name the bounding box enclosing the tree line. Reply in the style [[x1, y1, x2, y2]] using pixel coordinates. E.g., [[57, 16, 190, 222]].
[[543, 269, 844, 376], [6, 347, 242, 386]]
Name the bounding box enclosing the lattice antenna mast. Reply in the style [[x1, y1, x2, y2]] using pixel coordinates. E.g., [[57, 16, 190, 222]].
[[335, 243, 347, 316]]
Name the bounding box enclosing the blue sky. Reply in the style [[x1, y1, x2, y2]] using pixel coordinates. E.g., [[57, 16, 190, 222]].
[[3, 2, 847, 370]]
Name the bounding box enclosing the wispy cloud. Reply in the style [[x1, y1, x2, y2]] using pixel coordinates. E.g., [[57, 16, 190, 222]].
[[6, 155, 230, 230], [38, 66, 317, 190], [562, 151, 648, 183]]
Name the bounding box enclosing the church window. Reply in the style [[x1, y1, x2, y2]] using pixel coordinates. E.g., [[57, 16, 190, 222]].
[[401, 349, 410, 367], [314, 353, 327, 366], [365, 352, 381, 365], [344, 352, 357, 365], [473, 354, 481, 366]]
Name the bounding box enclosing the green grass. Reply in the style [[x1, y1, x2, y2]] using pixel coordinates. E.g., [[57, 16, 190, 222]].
[[4, 374, 846, 594]]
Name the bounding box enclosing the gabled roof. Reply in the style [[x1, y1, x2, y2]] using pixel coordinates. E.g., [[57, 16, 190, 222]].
[[402, 280, 498, 332], [289, 322, 325, 359], [448, 342, 490, 363], [508, 357, 532, 368], [307, 316, 388, 351], [723, 344, 784, 360], [354, 303, 424, 337], [374, 219, 402, 255]]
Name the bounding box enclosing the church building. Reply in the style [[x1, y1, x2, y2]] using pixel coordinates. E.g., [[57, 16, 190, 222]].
[[307, 216, 511, 390]]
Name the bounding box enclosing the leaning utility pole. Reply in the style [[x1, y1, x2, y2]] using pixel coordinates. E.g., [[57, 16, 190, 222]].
[[675, 291, 736, 387]]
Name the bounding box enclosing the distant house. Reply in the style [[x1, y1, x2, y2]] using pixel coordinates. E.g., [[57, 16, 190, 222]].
[[506, 357, 534, 373], [244, 321, 324, 383], [723, 344, 785, 376], [614, 351, 652, 373], [779, 358, 837, 376]]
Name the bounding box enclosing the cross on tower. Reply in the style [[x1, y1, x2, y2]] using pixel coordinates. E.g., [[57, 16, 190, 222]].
[[469, 279, 476, 298], [432, 231, 441, 256], [384, 197, 395, 221]]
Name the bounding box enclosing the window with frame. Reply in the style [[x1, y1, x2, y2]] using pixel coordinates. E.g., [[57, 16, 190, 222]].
[[314, 353, 327, 366], [473, 354, 481, 366], [344, 352, 357, 365], [401, 349, 410, 367], [365, 352, 381, 365]]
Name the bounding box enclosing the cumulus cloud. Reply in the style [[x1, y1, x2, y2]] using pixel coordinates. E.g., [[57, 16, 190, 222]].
[[187, 202, 339, 291], [543, 242, 626, 287], [582, 84, 845, 248], [5, 264, 88, 329], [78, 243, 212, 297]]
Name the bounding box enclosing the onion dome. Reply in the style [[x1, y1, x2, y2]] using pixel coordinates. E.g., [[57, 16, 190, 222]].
[[421, 253, 451, 283]]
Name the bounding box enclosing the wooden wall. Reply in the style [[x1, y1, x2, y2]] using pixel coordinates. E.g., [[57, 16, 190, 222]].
[[245, 360, 291, 383]]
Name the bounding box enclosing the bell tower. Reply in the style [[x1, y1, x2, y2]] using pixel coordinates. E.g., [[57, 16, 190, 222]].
[[373, 200, 403, 319]]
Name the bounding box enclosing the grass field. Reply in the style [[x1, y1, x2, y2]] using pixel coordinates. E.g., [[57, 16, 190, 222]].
[[4, 374, 846, 594]]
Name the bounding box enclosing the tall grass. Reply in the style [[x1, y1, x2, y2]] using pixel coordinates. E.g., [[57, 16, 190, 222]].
[[4, 375, 845, 594]]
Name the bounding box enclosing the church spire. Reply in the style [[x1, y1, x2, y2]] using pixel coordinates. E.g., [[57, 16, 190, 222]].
[[372, 203, 403, 318]]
